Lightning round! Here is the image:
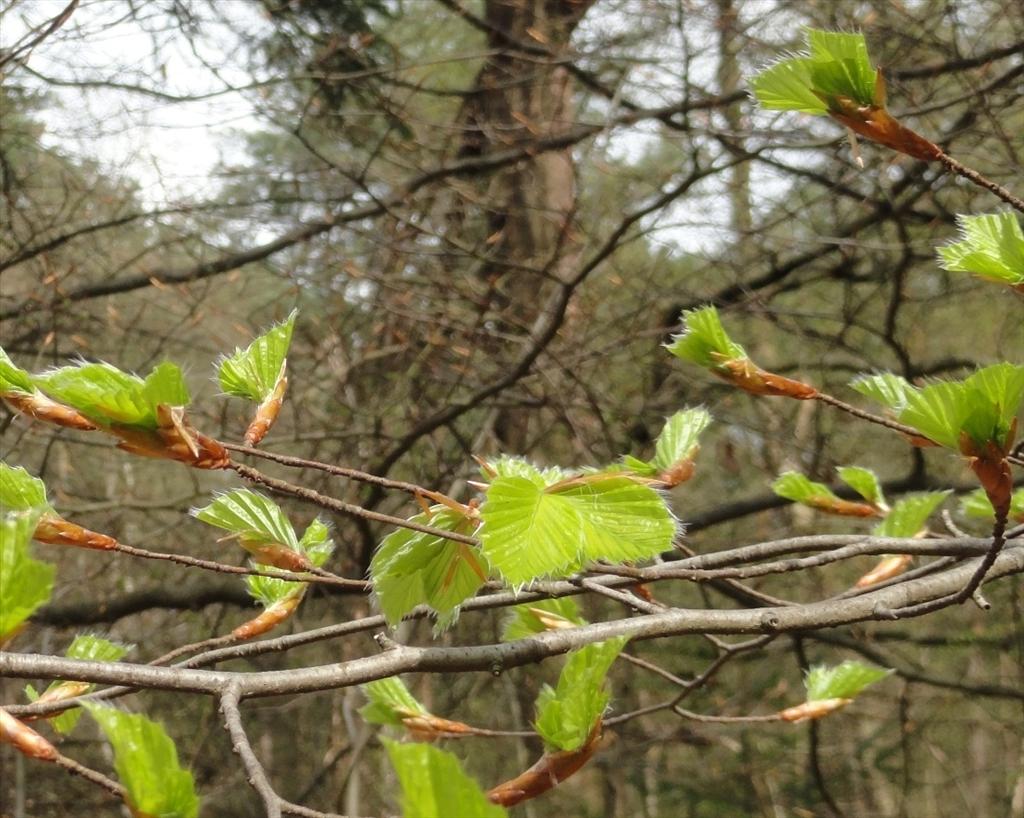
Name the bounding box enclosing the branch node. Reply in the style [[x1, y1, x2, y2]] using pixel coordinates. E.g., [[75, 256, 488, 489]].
[[758, 613, 781, 633]]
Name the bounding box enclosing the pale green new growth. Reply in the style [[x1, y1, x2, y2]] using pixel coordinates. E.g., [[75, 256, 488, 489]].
[[804, 661, 892, 702], [837, 466, 884, 506], [245, 525, 333, 606], [480, 461, 676, 585], [938, 212, 1024, 288], [899, 364, 1024, 450], [35, 360, 190, 428], [652, 408, 712, 471], [960, 487, 1024, 520], [0, 510, 54, 640], [0, 462, 52, 513], [218, 309, 297, 401], [665, 306, 746, 370], [501, 597, 586, 642], [0, 347, 34, 394], [371, 507, 484, 630], [489, 455, 568, 486], [85, 704, 199, 818], [193, 489, 300, 550], [849, 372, 914, 413], [534, 637, 629, 752], [384, 740, 506, 818], [360, 677, 429, 726], [26, 635, 131, 733], [772, 472, 839, 506], [752, 29, 878, 114], [852, 364, 1024, 451], [872, 491, 950, 538]]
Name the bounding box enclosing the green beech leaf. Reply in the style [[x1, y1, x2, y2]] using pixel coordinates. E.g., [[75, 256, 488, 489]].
[[849, 373, 915, 413], [836, 466, 884, 506], [34, 360, 189, 429], [751, 58, 825, 114], [621, 454, 658, 477], [26, 635, 131, 734], [959, 487, 1024, 521], [534, 637, 629, 752], [480, 465, 676, 585], [0, 510, 54, 641], [360, 677, 429, 726], [84, 704, 199, 818], [384, 740, 506, 818], [938, 212, 1024, 288], [897, 381, 967, 449], [501, 597, 587, 642], [804, 661, 892, 702], [193, 489, 299, 550], [897, 364, 1024, 451], [370, 507, 484, 629], [0, 347, 34, 394], [753, 29, 877, 114], [960, 363, 1024, 448], [490, 456, 568, 486], [772, 472, 839, 506], [665, 306, 747, 370], [218, 309, 297, 402], [872, 491, 950, 538], [0, 462, 52, 513], [651, 408, 712, 472]]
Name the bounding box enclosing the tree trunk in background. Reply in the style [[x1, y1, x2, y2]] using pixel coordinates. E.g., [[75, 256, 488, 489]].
[[716, 0, 751, 239], [455, 0, 594, 449]]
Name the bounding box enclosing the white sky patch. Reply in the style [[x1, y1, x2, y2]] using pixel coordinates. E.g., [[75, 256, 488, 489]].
[[2, 0, 801, 256]]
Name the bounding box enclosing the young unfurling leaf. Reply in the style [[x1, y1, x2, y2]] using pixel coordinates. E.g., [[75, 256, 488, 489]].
[[836, 466, 885, 508], [84, 704, 200, 818], [501, 597, 586, 642], [779, 660, 891, 722], [960, 487, 1024, 523], [479, 461, 676, 585], [0, 462, 117, 550], [624, 408, 712, 486], [360, 677, 477, 740], [384, 740, 506, 818], [25, 635, 131, 734], [534, 637, 628, 753], [752, 29, 940, 161], [34, 361, 228, 468], [232, 522, 334, 640], [193, 489, 312, 571], [667, 306, 816, 398], [0, 511, 54, 644], [218, 310, 297, 444], [938, 212, 1024, 291], [0, 347, 97, 431], [772, 472, 877, 517], [371, 507, 485, 630], [872, 492, 950, 538], [487, 638, 628, 807], [855, 491, 951, 587]]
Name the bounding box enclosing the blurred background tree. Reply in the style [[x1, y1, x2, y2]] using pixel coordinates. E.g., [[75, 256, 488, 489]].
[[1, 0, 1022, 816]]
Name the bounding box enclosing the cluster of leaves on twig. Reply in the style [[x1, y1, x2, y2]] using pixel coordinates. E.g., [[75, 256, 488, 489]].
[[2, 24, 1022, 818]]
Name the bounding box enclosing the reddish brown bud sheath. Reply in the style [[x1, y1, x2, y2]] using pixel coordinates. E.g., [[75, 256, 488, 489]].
[[0, 708, 59, 761], [244, 374, 288, 446], [488, 722, 605, 806], [3, 391, 98, 431]]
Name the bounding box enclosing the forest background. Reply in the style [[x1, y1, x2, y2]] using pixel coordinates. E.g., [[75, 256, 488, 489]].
[[1, 0, 1022, 816]]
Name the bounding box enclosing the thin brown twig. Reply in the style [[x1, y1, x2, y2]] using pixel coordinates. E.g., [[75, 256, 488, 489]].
[[53, 751, 126, 803], [224, 443, 465, 509], [935, 151, 1024, 215], [230, 462, 478, 545]]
